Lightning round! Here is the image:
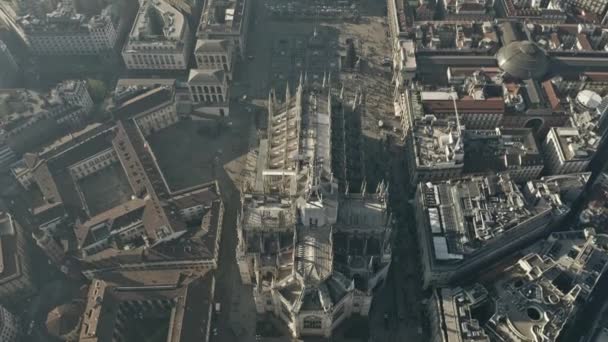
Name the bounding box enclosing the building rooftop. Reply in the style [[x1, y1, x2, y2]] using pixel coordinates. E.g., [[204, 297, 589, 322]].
[[113, 79, 177, 107], [79, 271, 215, 342], [195, 39, 231, 53], [551, 126, 598, 162], [498, 0, 567, 22], [529, 24, 608, 54], [239, 194, 296, 232], [112, 86, 175, 120], [411, 113, 464, 170], [0, 213, 24, 289], [188, 69, 226, 84], [419, 174, 557, 262], [463, 128, 543, 175], [432, 229, 608, 342], [198, 0, 247, 35], [496, 41, 549, 80], [485, 229, 608, 341], [415, 21, 499, 52], [432, 285, 490, 342], [125, 0, 187, 51], [24, 124, 115, 206], [16, 3, 114, 35], [0, 89, 61, 132], [264, 80, 333, 195]]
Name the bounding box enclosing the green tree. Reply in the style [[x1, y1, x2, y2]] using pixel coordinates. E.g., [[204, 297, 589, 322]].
[[86, 79, 107, 103]]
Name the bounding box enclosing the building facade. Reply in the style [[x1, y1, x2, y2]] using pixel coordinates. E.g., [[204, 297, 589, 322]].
[[194, 39, 234, 79], [122, 0, 192, 70], [188, 69, 230, 117], [19, 9, 117, 56], [113, 86, 179, 136]]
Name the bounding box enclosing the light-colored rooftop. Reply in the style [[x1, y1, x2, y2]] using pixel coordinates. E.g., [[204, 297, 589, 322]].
[[198, 0, 246, 35], [413, 117, 464, 169], [486, 229, 608, 341], [126, 0, 187, 49], [552, 126, 599, 162], [420, 174, 547, 261]]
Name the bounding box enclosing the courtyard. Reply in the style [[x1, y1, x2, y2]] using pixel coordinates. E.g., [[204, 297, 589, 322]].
[[76, 162, 133, 216]]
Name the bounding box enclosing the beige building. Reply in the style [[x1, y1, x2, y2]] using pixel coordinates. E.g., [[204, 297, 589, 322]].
[[113, 86, 179, 136], [197, 0, 251, 58], [122, 0, 192, 70], [194, 39, 234, 79], [188, 69, 230, 117], [78, 272, 216, 342]]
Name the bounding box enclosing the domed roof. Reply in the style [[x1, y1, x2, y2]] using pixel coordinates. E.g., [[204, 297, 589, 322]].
[[576, 90, 602, 109], [496, 41, 549, 80]]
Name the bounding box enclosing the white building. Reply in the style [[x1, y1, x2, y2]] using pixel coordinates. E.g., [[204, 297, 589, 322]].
[[188, 69, 230, 117], [122, 0, 192, 70], [18, 6, 117, 56], [194, 39, 234, 79]]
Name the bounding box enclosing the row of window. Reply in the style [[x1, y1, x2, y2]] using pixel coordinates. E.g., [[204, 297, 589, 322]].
[[192, 94, 225, 103], [129, 53, 181, 67], [192, 85, 224, 94], [199, 54, 228, 64]]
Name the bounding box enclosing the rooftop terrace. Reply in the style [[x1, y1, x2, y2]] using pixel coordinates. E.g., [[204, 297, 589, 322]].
[[198, 0, 246, 35], [126, 0, 186, 49], [420, 174, 548, 262]]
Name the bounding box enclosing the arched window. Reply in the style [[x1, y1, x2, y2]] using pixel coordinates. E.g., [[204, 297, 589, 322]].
[[216, 86, 222, 94], [203, 86, 209, 93], [212, 95, 217, 102], [218, 95, 224, 102]]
